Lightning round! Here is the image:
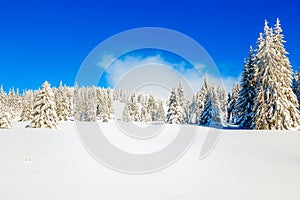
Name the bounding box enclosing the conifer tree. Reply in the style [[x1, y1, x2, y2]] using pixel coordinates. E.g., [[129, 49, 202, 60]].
[[0, 86, 7, 113], [29, 81, 58, 128], [188, 77, 208, 124], [199, 86, 223, 127], [0, 111, 12, 129], [140, 106, 151, 122], [75, 87, 96, 122], [253, 19, 300, 130], [166, 88, 184, 124], [122, 93, 140, 122], [129, 93, 140, 122], [177, 82, 189, 123], [7, 88, 21, 119], [106, 88, 114, 118], [292, 68, 300, 107], [236, 46, 257, 128], [96, 88, 111, 122], [216, 85, 227, 121], [147, 95, 157, 121], [227, 82, 240, 124], [20, 90, 34, 121], [156, 101, 166, 122], [123, 101, 131, 122], [55, 82, 71, 121], [188, 95, 199, 124], [226, 92, 232, 123]]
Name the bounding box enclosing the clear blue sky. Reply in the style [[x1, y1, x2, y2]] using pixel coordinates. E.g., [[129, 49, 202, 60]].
[[0, 0, 299, 92]]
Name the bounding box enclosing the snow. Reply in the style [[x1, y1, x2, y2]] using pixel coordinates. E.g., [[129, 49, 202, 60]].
[[1, 120, 300, 200]]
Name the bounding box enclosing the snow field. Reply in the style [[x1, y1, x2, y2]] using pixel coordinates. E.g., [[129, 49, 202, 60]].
[[0, 121, 300, 200]]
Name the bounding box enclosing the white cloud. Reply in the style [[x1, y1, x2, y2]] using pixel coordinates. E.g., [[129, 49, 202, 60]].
[[97, 54, 116, 69], [98, 54, 172, 87], [97, 54, 240, 97]]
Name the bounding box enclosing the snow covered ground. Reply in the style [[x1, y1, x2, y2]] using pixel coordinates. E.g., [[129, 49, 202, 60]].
[[1, 121, 300, 200]]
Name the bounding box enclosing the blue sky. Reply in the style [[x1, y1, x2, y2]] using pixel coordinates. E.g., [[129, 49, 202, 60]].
[[0, 0, 299, 92]]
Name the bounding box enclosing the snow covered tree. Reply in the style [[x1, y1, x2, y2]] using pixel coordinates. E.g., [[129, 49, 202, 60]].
[[20, 90, 34, 121], [106, 88, 114, 117], [74, 87, 96, 122], [0, 88, 12, 128], [227, 82, 240, 124], [166, 88, 184, 124], [123, 101, 131, 122], [29, 81, 59, 128], [188, 77, 208, 124], [122, 93, 140, 122], [177, 82, 189, 123], [137, 93, 146, 106], [253, 19, 300, 130], [115, 89, 129, 103], [20, 103, 32, 121], [226, 92, 232, 123], [156, 101, 166, 122], [136, 93, 150, 122], [216, 85, 227, 121], [0, 86, 7, 112], [188, 95, 199, 124], [55, 82, 72, 121], [292, 68, 300, 107], [199, 86, 223, 127], [95, 88, 111, 122], [140, 106, 151, 122], [7, 88, 21, 119], [235, 46, 257, 128], [0, 111, 12, 129], [147, 95, 157, 121]]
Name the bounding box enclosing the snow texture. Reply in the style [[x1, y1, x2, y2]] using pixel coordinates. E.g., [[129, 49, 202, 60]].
[[0, 121, 300, 200]]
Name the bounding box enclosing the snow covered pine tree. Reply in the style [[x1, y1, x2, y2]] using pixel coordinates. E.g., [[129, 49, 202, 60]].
[[55, 81, 71, 121], [166, 88, 184, 124], [20, 90, 34, 121], [292, 68, 300, 106], [189, 77, 208, 124], [199, 86, 223, 127], [235, 46, 257, 128], [0, 87, 12, 128], [29, 81, 59, 128], [177, 82, 189, 123], [253, 19, 300, 130], [0, 111, 12, 129], [227, 82, 240, 124]]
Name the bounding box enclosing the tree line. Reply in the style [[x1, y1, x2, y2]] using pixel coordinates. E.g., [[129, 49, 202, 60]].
[[1, 19, 300, 130]]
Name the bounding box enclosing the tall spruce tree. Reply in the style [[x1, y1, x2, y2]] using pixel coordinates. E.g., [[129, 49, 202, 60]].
[[236, 46, 257, 128], [188, 77, 208, 124], [253, 19, 300, 130]]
